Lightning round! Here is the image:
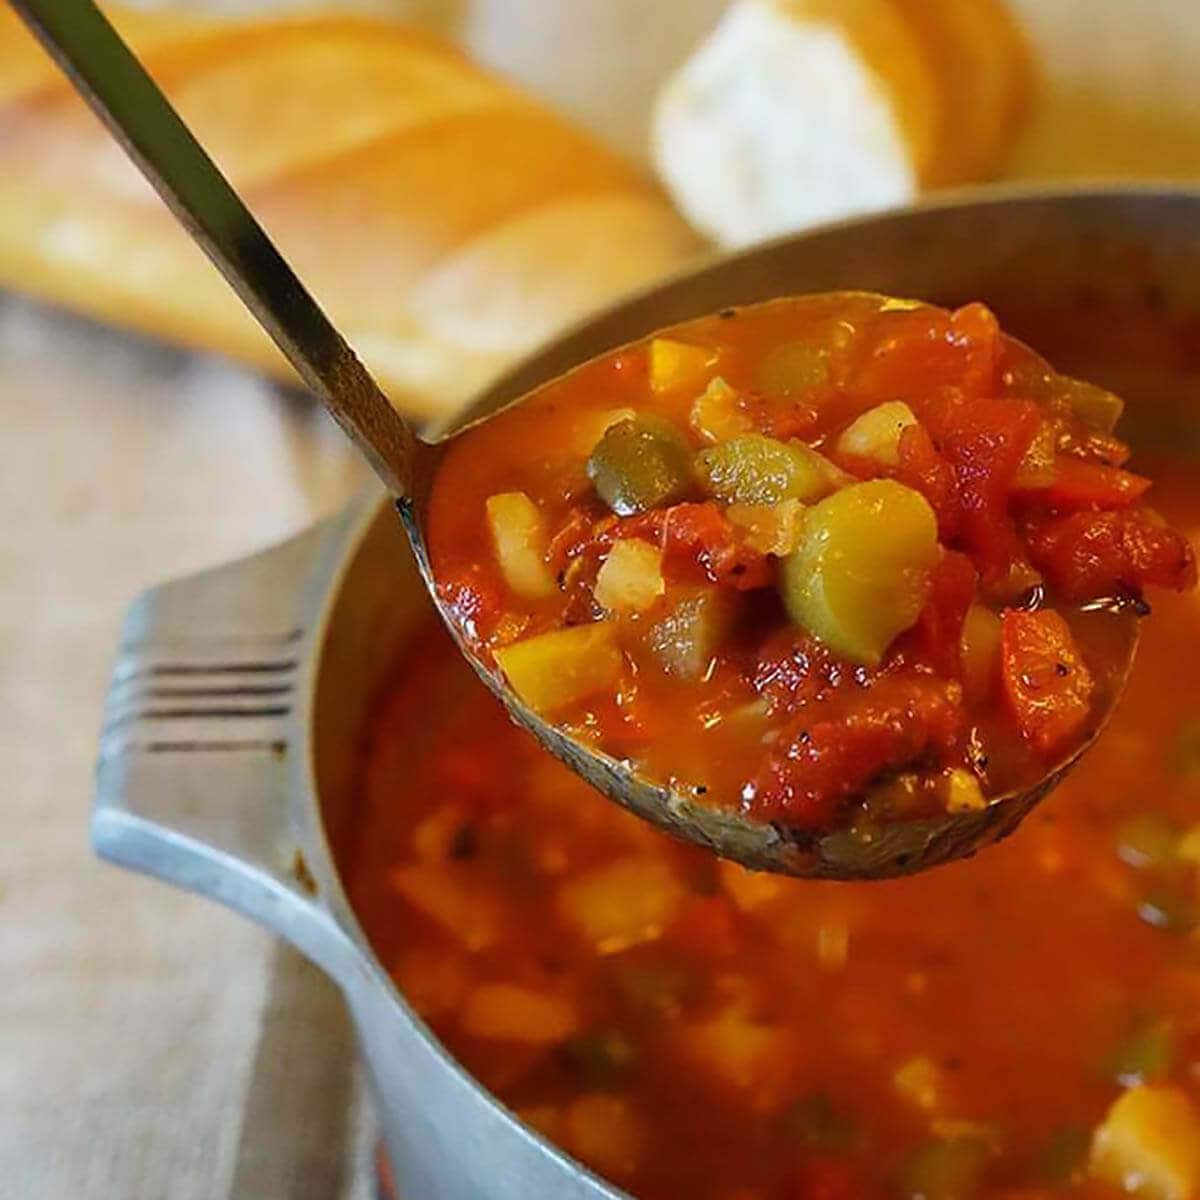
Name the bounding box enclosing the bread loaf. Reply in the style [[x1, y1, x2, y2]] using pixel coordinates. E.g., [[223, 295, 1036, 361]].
[[0, 6, 702, 419], [653, 0, 1032, 247]]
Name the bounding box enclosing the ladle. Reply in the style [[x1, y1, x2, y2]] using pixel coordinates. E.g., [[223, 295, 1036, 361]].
[[16, 0, 1139, 878]]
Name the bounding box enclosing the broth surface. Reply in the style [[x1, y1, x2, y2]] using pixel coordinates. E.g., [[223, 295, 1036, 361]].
[[348, 462, 1200, 1200]]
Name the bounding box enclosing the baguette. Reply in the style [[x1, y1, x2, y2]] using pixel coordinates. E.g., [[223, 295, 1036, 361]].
[[0, 6, 702, 419], [652, 0, 1032, 247]]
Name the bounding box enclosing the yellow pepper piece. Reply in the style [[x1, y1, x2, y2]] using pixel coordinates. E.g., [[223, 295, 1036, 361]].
[[944, 768, 987, 814], [494, 622, 622, 715], [650, 337, 715, 394]]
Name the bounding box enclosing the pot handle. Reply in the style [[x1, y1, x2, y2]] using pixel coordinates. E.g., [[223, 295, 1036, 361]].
[[93, 507, 362, 980]]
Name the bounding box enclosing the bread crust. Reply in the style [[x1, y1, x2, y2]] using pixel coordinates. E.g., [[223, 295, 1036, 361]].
[[0, 6, 701, 418]]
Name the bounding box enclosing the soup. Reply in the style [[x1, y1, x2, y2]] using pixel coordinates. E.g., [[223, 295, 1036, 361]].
[[348, 459, 1200, 1200], [425, 294, 1193, 844]]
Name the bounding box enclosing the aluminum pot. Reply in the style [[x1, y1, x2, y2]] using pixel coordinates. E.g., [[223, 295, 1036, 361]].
[[94, 186, 1200, 1200]]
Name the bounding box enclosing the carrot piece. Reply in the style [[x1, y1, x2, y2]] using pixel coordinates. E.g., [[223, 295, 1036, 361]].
[[1000, 609, 1095, 756]]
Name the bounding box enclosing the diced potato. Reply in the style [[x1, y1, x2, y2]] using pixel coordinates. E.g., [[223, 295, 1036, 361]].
[[780, 480, 940, 665], [486, 492, 555, 599], [646, 588, 737, 680], [494, 623, 622, 716], [1090, 1085, 1200, 1200], [557, 856, 686, 954], [960, 605, 1002, 702], [460, 983, 580, 1044], [895, 1055, 950, 1113], [836, 401, 918, 467], [565, 1094, 645, 1178], [1013, 422, 1058, 489], [943, 768, 987, 814], [587, 415, 696, 516], [690, 376, 752, 443], [389, 863, 501, 952], [677, 1009, 797, 1100], [411, 804, 472, 862], [650, 337, 716, 394], [726, 499, 806, 556], [593, 538, 665, 613], [1176, 822, 1200, 864], [696, 434, 838, 505]]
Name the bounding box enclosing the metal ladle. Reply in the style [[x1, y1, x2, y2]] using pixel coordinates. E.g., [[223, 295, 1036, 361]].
[[15, 0, 1139, 879]]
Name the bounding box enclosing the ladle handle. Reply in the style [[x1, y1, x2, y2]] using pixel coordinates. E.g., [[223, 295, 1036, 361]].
[[10, 0, 417, 498]]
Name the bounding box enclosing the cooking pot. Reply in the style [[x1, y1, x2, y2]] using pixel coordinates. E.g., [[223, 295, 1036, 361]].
[[94, 186, 1200, 1200]]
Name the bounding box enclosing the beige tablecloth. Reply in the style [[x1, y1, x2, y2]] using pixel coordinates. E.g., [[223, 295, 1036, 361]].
[[0, 298, 376, 1198]]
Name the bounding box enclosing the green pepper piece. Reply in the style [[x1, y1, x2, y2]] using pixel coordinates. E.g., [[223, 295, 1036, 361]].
[[696, 433, 834, 505], [898, 1137, 990, 1200], [1171, 717, 1200, 779], [1116, 813, 1181, 870], [782, 1092, 861, 1151], [562, 1029, 637, 1088], [1104, 1016, 1174, 1086], [645, 588, 738, 681], [756, 338, 831, 396], [587, 416, 695, 516], [1036, 1124, 1090, 1185]]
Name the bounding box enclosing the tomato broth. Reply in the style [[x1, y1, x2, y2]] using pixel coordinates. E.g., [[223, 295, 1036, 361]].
[[347, 462, 1200, 1200]]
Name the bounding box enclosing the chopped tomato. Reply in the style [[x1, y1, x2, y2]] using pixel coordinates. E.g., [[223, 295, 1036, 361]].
[[1017, 457, 1152, 510], [787, 1156, 877, 1200], [1025, 509, 1197, 600], [546, 506, 601, 576], [939, 396, 1041, 584], [1000, 609, 1095, 756], [748, 678, 963, 828], [896, 423, 961, 540], [855, 303, 1000, 402], [752, 631, 873, 715], [436, 562, 504, 641], [903, 550, 978, 677], [622, 502, 773, 590]]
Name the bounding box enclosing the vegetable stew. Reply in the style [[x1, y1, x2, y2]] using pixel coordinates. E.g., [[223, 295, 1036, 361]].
[[349, 458, 1200, 1198], [426, 294, 1195, 839]]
